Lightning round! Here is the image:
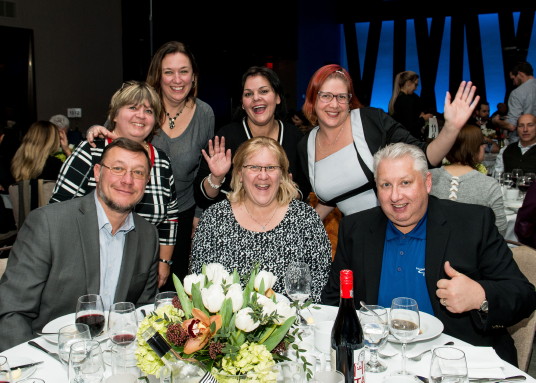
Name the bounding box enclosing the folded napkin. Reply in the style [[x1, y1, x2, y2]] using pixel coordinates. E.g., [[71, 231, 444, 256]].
[[444, 346, 506, 379]]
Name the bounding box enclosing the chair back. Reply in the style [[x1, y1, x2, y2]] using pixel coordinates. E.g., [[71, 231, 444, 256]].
[[8, 179, 55, 228], [507, 245, 536, 371]]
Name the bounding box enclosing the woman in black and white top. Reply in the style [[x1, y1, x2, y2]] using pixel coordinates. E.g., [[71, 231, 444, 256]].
[[190, 137, 330, 303]]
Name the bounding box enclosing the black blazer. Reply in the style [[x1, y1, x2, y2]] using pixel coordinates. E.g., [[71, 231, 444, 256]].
[[321, 196, 536, 365]]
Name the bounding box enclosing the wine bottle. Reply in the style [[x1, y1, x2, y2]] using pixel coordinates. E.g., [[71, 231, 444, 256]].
[[141, 325, 216, 383], [331, 269, 365, 383]]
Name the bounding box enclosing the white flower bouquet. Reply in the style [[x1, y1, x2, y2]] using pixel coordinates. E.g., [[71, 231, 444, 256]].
[[135, 263, 308, 381]]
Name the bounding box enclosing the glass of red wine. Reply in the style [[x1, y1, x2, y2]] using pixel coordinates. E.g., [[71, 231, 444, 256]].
[[75, 294, 105, 338], [108, 302, 138, 376], [517, 176, 531, 200]]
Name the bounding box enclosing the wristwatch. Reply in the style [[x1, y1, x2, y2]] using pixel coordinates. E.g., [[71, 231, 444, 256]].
[[159, 259, 173, 265], [479, 300, 489, 314]]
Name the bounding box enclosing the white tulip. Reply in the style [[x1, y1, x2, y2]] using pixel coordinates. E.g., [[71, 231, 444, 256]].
[[261, 299, 277, 317], [205, 263, 231, 285], [201, 284, 225, 313], [235, 307, 260, 332], [254, 270, 277, 293], [183, 274, 205, 295], [274, 301, 296, 325], [225, 283, 244, 312]]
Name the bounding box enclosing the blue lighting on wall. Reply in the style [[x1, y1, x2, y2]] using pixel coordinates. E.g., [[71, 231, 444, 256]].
[[343, 12, 535, 116]]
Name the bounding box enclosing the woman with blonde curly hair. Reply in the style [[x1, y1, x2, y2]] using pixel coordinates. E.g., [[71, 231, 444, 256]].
[[190, 137, 331, 303], [11, 121, 63, 182]]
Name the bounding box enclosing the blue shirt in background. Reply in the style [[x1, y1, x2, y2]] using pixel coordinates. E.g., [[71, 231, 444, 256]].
[[377, 213, 434, 315]]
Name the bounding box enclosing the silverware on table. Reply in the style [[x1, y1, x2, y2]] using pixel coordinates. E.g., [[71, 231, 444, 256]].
[[9, 361, 44, 370], [469, 376, 527, 382], [27, 340, 61, 363], [35, 331, 58, 336]]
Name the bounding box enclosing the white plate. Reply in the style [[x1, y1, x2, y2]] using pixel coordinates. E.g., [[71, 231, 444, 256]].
[[8, 356, 37, 382], [306, 305, 443, 343], [42, 312, 108, 344]]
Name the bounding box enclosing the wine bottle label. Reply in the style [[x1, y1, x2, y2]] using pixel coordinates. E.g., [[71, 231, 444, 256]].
[[353, 348, 365, 383], [329, 347, 366, 382]]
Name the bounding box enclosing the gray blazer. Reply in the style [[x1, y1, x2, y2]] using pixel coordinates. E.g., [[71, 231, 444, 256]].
[[0, 192, 159, 351]]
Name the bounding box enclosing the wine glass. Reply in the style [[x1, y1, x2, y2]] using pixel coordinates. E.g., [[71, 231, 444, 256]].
[[492, 169, 504, 186], [389, 297, 420, 376], [75, 294, 105, 338], [524, 172, 536, 183], [517, 176, 531, 200], [358, 305, 389, 373], [512, 168, 524, 187], [284, 261, 312, 334], [68, 339, 105, 383], [0, 356, 13, 383], [58, 323, 91, 365], [154, 291, 177, 310], [430, 347, 468, 383], [108, 302, 138, 346], [503, 172, 513, 188]]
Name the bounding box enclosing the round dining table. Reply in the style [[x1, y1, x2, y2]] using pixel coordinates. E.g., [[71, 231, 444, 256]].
[[1, 304, 534, 382]]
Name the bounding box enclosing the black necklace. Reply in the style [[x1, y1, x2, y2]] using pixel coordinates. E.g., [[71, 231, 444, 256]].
[[165, 104, 186, 129]]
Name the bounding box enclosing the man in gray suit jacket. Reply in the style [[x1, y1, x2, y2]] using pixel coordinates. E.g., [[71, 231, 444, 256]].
[[0, 138, 159, 351], [321, 143, 536, 366]]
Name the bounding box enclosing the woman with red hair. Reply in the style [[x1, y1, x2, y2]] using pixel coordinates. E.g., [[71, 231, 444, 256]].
[[297, 64, 479, 220]]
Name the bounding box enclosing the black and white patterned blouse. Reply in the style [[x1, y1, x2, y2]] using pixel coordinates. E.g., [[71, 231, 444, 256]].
[[190, 199, 332, 303], [50, 138, 179, 245]]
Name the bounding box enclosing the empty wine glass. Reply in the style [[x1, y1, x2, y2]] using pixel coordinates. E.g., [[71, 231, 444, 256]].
[[0, 356, 13, 383], [58, 323, 91, 365], [75, 294, 105, 338], [68, 339, 105, 383], [389, 297, 420, 376], [492, 169, 504, 185], [430, 347, 468, 383], [358, 305, 388, 373], [284, 261, 312, 334], [154, 291, 177, 310]]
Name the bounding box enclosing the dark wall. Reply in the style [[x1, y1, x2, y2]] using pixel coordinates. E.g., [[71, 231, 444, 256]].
[[121, 0, 301, 129]]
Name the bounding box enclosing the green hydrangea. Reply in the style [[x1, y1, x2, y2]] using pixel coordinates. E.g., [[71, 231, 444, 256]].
[[135, 305, 184, 376], [219, 342, 275, 381]]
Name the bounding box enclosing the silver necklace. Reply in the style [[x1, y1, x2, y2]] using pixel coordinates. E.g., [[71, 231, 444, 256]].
[[165, 103, 186, 129], [243, 203, 278, 231]]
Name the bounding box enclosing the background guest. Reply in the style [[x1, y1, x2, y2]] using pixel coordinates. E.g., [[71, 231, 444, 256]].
[[298, 64, 478, 221], [49, 114, 74, 160], [388, 70, 434, 141], [10, 120, 63, 182], [430, 124, 507, 236], [493, 61, 536, 144], [468, 101, 500, 154], [87, 41, 215, 288], [51, 81, 178, 288], [287, 108, 313, 134], [494, 114, 536, 174], [194, 66, 308, 211], [515, 180, 536, 248], [190, 137, 331, 303]]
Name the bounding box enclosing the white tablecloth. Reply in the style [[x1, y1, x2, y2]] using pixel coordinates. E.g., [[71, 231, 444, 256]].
[[1, 305, 534, 382]]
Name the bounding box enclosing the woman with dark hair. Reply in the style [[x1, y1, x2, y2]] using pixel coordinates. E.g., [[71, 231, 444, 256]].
[[193, 66, 307, 211], [191, 137, 330, 303], [430, 124, 507, 235], [388, 70, 433, 140], [298, 64, 478, 220], [86, 41, 214, 287]]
